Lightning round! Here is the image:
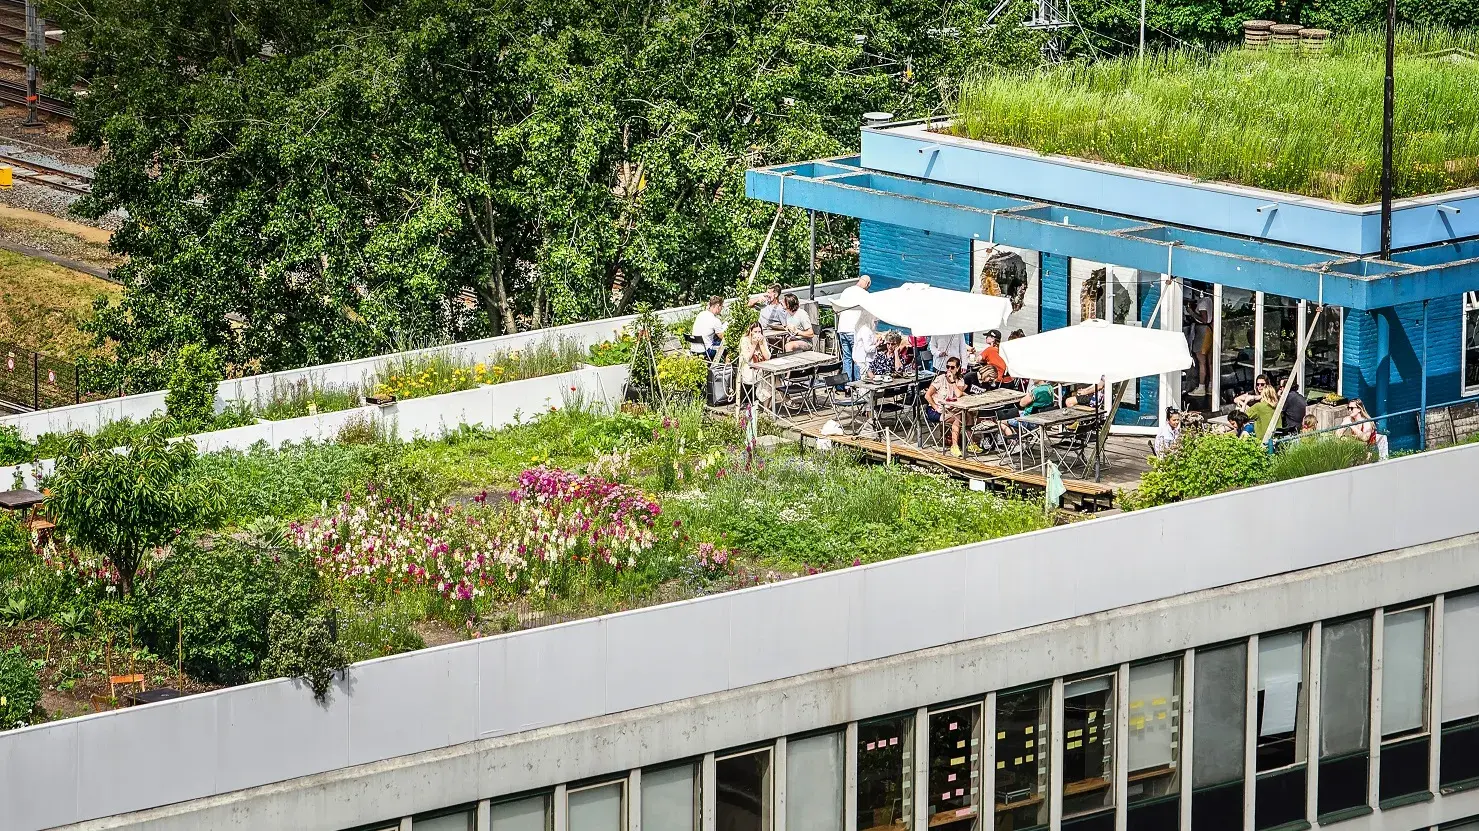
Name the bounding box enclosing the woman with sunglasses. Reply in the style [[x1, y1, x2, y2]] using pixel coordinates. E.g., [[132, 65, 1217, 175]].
[[1339, 399, 1379, 448], [925, 357, 974, 457]]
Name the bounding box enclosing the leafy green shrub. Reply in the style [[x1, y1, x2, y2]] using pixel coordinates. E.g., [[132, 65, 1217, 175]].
[[335, 413, 382, 445], [628, 305, 662, 394], [261, 606, 349, 701], [338, 592, 426, 663], [165, 343, 222, 429], [1268, 437, 1371, 482], [0, 511, 28, 581], [656, 352, 708, 399], [194, 441, 385, 526], [0, 646, 40, 729], [586, 333, 634, 367], [135, 540, 323, 684], [0, 425, 32, 465], [1119, 431, 1272, 510]]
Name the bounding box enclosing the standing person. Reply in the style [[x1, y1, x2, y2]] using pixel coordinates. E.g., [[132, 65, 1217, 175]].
[[835, 275, 871, 381], [689, 296, 726, 361], [782, 293, 815, 352], [925, 357, 972, 456], [853, 313, 879, 379], [737, 322, 772, 405], [929, 331, 967, 369], [1277, 374, 1308, 432], [967, 329, 1011, 389], [1245, 384, 1280, 443]]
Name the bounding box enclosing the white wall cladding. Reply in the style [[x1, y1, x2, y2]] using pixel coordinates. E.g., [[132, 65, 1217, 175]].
[[0, 280, 850, 440], [5, 441, 1479, 831]]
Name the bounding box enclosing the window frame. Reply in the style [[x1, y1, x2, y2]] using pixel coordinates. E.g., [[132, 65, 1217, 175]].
[[566, 779, 628, 831], [1463, 291, 1479, 396], [1380, 604, 1434, 744], [1060, 671, 1118, 819]]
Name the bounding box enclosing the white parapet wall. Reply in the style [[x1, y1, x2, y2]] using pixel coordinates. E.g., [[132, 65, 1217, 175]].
[[0, 280, 848, 440], [5, 439, 1479, 831], [0, 364, 630, 490]]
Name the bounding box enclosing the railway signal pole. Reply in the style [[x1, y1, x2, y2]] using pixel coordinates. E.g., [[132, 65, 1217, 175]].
[[22, 1, 43, 127]]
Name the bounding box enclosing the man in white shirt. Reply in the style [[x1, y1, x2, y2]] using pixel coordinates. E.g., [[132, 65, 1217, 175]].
[[690, 296, 725, 360], [835, 274, 871, 380], [928, 332, 966, 370]]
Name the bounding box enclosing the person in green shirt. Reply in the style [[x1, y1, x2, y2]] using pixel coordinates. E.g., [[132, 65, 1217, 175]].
[[1245, 385, 1280, 443], [999, 379, 1058, 447]]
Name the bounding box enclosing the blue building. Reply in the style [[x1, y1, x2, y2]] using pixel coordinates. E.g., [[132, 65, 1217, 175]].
[[746, 117, 1479, 447]]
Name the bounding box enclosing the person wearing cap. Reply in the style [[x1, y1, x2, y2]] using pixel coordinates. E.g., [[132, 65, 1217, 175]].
[[1153, 408, 1183, 456], [966, 328, 1011, 389]]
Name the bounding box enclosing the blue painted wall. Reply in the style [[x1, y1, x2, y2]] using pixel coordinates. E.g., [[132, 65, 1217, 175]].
[[859, 221, 971, 292], [1041, 253, 1069, 331], [1343, 296, 1464, 449], [1115, 276, 1162, 427]]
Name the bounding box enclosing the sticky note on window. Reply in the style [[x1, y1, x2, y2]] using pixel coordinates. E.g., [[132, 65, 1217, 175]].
[[948, 773, 957, 783], [1025, 740, 1034, 749], [942, 792, 951, 801], [956, 788, 965, 797], [951, 756, 966, 766], [867, 742, 876, 751], [1088, 712, 1097, 723], [957, 740, 966, 749], [1025, 726, 1034, 735], [1067, 740, 1082, 750], [997, 731, 1007, 740], [950, 722, 959, 730], [1130, 700, 1144, 709], [997, 761, 1006, 769], [1014, 756, 1024, 765], [890, 737, 899, 746], [1157, 711, 1167, 720], [1151, 697, 1166, 706], [1026, 754, 1035, 763], [1130, 716, 1146, 729], [1089, 725, 1097, 734], [1068, 729, 1083, 739]]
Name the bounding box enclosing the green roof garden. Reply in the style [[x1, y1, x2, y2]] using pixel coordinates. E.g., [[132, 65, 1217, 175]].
[[950, 28, 1479, 205]]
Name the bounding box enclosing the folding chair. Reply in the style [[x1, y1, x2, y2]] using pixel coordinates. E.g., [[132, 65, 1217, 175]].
[[1048, 416, 1099, 479]]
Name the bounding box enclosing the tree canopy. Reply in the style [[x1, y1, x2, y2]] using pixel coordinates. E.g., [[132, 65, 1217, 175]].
[[41, 0, 1043, 389]]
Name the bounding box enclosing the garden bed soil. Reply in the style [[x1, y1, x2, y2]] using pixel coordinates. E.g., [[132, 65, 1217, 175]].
[[0, 619, 220, 722]]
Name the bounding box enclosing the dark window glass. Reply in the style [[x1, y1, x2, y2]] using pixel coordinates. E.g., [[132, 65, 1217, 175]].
[[1062, 676, 1115, 818], [1440, 719, 1479, 788], [927, 705, 982, 831], [1061, 809, 1114, 831], [1126, 795, 1178, 831], [1316, 755, 1368, 818], [858, 715, 912, 831], [716, 749, 771, 831], [1378, 737, 1430, 802], [1254, 768, 1306, 830], [995, 688, 1050, 831], [1191, 782, 1243, 831]]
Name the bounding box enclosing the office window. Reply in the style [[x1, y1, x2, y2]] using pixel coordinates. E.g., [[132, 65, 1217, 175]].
[[1192, 644, 1247, 831], [1062, 675, 1115, 825], [995, 686, 1050, 831], [1261, 293, 1300, 382], [490, 794, 552, 831], [928, 703, 982, 831], [1464, 292, 1479, 394], [569, 781, 625, 831], [1442, 592, 1479, 788], [1304, 305, 1342, 397], [1317, 617, 1372, 819], [1380, 607, 1432, 804], [858, 714, 914, 831], [414, 809, 475, 831], [1127, 659, 1181, 831], [717, 748, 772, 831], [789, 733, 845, 831], [1256, 631, 1308, 831], [643, 763, 698, 831]]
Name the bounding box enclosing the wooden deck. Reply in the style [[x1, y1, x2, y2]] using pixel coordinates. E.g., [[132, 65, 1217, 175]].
[[730, 403, 1155, 512]]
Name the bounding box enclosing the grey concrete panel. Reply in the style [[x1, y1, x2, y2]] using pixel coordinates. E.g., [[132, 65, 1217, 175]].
[[214, 677, 352, 793], [75, 693, 219, 820], [726, 569, 855, 689], [603, 598, 733, 714], [479, 619, 609, 738], [844, 548, 968, 664], [1, 717, 78, 830], [349, 647, 480, 766]]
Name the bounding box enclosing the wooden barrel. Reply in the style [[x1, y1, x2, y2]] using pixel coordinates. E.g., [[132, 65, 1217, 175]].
[[1243, 19, 1274, 49], [1270, 23, 1303, 51], [1299, 28, 1331, 55]]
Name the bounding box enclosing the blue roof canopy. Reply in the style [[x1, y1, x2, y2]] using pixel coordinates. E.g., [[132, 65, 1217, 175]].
[[746, 156, 1479, 311]]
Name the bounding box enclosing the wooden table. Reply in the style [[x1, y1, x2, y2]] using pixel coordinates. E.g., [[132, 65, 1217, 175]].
[[752, 350, 837, 418], [946, 388, 1022, 460], [1013, 406, 1097, 472], [849, 372, 934, 438]]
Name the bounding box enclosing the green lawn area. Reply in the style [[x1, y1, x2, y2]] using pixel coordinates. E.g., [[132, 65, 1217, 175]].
[[952, 27, 1479, 203], [0, 248, 119, 358]]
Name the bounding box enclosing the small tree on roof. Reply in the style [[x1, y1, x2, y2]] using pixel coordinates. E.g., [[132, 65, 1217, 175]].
[[46, 422, 221, 595]]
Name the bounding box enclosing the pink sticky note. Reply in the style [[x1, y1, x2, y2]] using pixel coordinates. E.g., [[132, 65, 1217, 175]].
[[889, 737, 899, 746], [866, 742, 876, 751], [947, 773, 957, 782], [949, 722, 958, 730], [955, 788, 965, 797], [942, 792, 951, 801]]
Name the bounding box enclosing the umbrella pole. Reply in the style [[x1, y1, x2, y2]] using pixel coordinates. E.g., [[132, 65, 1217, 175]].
[[1260, 306, 1323, 447], [1095, 376, 1127, 482]]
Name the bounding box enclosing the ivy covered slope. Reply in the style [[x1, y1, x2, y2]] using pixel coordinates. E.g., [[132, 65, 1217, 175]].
[[953, 28, 1479, 204], [0, 402, 1048, 722]]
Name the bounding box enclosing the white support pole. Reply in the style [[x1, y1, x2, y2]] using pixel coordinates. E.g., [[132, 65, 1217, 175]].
[[845, 722, 860, 831], [774, 737, 788, 831], [1430, 596, 1445, 795], [1306, 621, 1323, 825], [1244, 636, 1258, 831], [628, 770, 642, 831], [983, 692, 998, 825], [554, 784, 569, 831], [1115, 663, 1130, 831], [1180, 649, 1196, 831], [915, 708, 930, 831], [1051, 678, 1066, 831], [477, 799, 491, 831], [702, 753, 717, 831], [1369, 609, 1385, 809]]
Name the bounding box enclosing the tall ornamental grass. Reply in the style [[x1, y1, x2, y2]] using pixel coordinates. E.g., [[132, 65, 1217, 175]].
[[953, 27, 1479, 203]]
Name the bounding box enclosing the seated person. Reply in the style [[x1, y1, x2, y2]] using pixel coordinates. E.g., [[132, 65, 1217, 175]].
[[750, 283, 789, 331], [1000, 378, 1058, 445], [924, 357, 975, 457], [1064, 381, 1104, 410], [1244, 385, 1280, 442], [1153, 408, 1182, 456], [1227, 409, 1253, 438], [866, 331, 896, 378], [1233, 373, 1270, 409], [689, 295, 726, 361], [1339, 398, 1379, 448], [781, 293, 815, 352], [881, 330, 914, 375], [965, 329, 1011, 389], [1300, 413, 1319, 435]]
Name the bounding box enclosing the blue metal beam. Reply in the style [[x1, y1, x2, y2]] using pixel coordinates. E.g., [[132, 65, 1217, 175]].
[[745, 161, 1479, 310]]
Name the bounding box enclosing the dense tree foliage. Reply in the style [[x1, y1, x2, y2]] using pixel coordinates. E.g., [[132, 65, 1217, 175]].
[[40, 0, 1042, 388]]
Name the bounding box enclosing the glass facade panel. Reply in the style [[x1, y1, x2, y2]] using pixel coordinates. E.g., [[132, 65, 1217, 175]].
[[1127, 660, 1180, 803], [415, 810, 475, 831], [1303, 306, 1341, 397], [1381, 608, 1429, 738], [1193, 644, 1247, 788], [1464, 292, 1479, 393], [927, 704, 982, 830], [643, 764, 697, 831], [1181, 279, 1216, 410], [569, 782, 624, 831], [716, 748, 772, 831], [1062, 676, 1115, 818], [1320, 618, 1372, 757], [1260, 293, 1300, 383], [1220, 288, 1257, 407], [995, 687, 1050, 831], [858, 714, 913, 831], [490, 795, 551, 831], [1256, 631, 1307, 772], [789, 733, 845, 831], [1443, 592, 1479, 722]]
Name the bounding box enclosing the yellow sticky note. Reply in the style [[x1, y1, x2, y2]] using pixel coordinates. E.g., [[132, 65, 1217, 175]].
[[1130, 716, 1146, 729], [1089, 725, 1098, 734], [951, 756, 966, 766], [1157, 711, 1167, 720], [1025, 740, 1034, 749], [997, 731, 1007, 740], [1068, 729, 1083, 739], [1067, 740, 1082, 750], [1088, 712, 1097, 723], [997, 761, 1006, 769], [1025, 726, 1034, 735], [957, 740, 966, 749], [1151, 697, 1167, 706], [1130, 700, 1144, 709], [1026, 753, 1035, 763], [1014, 756, 1024, 766]]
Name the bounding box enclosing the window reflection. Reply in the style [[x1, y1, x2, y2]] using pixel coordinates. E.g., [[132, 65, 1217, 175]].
[[1261, 293, 1300, 382], [1062, 676, 1115, 819], [1303, 306, 1342, 397], [928, 704, 982, 831], [858, 714, 913, 831], [716, 748, 771, 831], [995, 687, 1050, 831], [1220, 288, 1256, 406]]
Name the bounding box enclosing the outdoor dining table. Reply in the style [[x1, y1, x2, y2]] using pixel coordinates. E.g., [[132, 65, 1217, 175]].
[[1012, 406, 1098, 472], [847, 371, 934, 437], [751, 349, 838, 419], [945, 387, 1022, 459]]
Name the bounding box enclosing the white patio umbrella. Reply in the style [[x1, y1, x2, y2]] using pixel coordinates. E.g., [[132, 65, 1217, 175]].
[[830, 282, 1013, 336], [998, 319, 1191, 384]]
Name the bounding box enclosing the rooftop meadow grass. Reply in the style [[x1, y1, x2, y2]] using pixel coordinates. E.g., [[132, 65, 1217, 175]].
[[952, 27, 1479, 203]]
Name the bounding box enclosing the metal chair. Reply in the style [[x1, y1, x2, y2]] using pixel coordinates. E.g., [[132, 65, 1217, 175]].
[[1048, 414, 1101, 479]]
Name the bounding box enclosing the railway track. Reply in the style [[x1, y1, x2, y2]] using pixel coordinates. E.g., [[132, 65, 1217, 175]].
[[0, 77, 72, 119], [0, 149, 91, 194]]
